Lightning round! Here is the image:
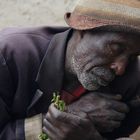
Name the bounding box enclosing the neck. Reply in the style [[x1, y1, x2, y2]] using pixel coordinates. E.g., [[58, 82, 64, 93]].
[[63, 70, 81, 93], [65, 30, 83, 73], [64, 30, 82, 92]]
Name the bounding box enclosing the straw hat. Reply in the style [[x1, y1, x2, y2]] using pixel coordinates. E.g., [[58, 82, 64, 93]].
[[65, 0, 140, 34]]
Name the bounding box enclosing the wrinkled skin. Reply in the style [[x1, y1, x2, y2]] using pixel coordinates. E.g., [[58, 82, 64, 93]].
[[65, 30, 140, 91], [43, 104, 103, 140], [43, 30, 140, 140], [66, 92, 129, 133], [43, 93, 129, 140]]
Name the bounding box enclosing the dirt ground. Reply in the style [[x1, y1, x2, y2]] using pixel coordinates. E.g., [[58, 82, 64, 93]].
[[0, 0, 139, 139]]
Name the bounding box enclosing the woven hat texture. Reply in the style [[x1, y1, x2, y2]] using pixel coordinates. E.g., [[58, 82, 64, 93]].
[[65, 0, 140, 34]]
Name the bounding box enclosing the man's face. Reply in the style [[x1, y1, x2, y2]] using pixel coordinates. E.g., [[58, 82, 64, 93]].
[[71, 31, 140, 90]]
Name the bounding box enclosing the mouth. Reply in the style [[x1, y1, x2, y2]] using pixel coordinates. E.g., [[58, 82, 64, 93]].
[[94, 74, 115, 87], [77, 66, 115, 90], [97, 76, 110, 86]]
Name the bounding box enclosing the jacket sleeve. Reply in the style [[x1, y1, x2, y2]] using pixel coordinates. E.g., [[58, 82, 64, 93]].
[[0, 113, 42, 140], [0, 50, 43, 140], [0, 53, 20, 139], [0, 28, 49, 140], [0, 49, 17, 139]]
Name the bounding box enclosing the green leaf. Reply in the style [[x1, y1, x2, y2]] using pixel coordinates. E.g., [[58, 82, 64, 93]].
[[38, 92, 66, 140]]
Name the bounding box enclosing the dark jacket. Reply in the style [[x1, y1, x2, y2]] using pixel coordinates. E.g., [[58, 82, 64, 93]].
[[0, 26, 139, 140], [0, 26, 70, 139]]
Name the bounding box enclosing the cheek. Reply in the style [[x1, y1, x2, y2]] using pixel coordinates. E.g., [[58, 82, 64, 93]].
[[73, 53, 110, 74], [72, 50, 91, 71], [73, 45, 112, 73], [77, 70, 100, 90], [71, 56, 85, 73]]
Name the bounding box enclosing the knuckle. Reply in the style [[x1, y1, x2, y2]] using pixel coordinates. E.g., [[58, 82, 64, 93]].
[[53, 110, 62, 120], [42, 126, 47, 133], [70, 118, 82, 128], [43, 118, 46, 125], [46, 112, 50, 119], [48, 103, 53, 111]]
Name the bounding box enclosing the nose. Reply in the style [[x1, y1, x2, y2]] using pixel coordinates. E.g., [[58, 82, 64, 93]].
[[110, 57, 128, 76]]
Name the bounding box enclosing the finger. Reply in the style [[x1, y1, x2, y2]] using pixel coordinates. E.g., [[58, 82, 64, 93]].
[[65, 106, 87, 118], [46, 104, 68, 127], [43, 118, 55, 134], [110, 100, 129, 113], [93, 115, 121, 132], [96, 120, 121, 132], [43, 118, 62, 140], [108, 110, 126, 121], [46, 111, 55, 125], [42, 126, 55, 140], [106, 120, 121, 130], [98, 93, 122, 100], [48, 103, 62, 120], [88, 109, 125, 124], [128, 98, 140, 108], [48, 103, 88, 125]]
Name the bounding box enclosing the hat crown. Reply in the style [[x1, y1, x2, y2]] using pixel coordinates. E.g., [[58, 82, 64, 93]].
[[65, 0, 140, 33], [73, 0, 140, 18]]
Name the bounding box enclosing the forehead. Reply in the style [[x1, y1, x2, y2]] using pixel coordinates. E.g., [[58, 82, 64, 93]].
[[79, 31, 140, 56], [84, 30, 139, 41], [83, 31, 140, 47]]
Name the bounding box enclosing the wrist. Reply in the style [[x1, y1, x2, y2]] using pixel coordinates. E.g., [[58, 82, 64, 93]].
[[25, 114, 42, 140]]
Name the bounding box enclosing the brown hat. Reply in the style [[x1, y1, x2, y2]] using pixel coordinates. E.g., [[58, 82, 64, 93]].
[[65, 0, 140, 34]]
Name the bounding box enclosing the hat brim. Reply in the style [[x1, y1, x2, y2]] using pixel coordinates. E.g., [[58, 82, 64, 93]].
[[65, 12, 140, 35]]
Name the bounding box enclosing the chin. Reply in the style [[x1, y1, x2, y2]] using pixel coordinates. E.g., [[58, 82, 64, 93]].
[[82, 83, 100, 91]]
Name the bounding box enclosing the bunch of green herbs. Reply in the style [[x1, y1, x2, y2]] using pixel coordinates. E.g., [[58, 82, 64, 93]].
[[38, 92, 66, 140]]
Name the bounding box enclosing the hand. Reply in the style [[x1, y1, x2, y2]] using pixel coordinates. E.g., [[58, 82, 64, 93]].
[[116, 138, 134, 140], [43, 103, 103, 140], [66, 92, 129, 133]]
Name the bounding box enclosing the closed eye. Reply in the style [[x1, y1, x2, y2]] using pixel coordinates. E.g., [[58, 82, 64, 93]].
[[106, 43, 126, 56]]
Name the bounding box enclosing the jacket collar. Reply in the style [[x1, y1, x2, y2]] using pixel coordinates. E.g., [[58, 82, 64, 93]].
[[36, 28, 72, 101]]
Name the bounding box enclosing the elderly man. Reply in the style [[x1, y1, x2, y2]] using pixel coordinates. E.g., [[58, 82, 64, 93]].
[[0, 0, 140, 140]]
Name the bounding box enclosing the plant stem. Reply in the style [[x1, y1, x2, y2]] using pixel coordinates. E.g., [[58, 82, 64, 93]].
[[38, 92, 65, 140]]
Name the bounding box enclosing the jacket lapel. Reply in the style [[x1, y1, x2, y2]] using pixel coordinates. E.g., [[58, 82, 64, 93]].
[[28, 28, 72, 114]]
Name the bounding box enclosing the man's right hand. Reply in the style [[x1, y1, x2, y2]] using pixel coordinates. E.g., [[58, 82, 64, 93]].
[[43, 103, 103, 140], [66, 92, 129, 133]]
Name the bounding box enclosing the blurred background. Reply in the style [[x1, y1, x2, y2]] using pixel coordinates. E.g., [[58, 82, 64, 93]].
[[0, 0, 139, 139], [0, 0, 78, 28]]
